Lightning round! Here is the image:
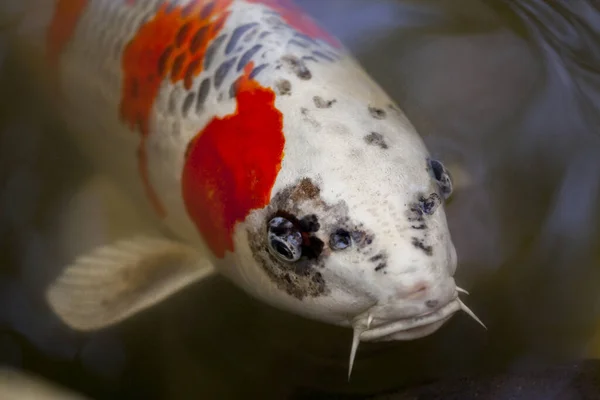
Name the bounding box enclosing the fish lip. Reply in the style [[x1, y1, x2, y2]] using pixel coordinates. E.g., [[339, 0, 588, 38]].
[[358, 299, 461, 342]]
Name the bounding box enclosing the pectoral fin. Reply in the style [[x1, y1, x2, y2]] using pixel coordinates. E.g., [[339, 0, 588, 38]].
[[46, 236, 215, 331]]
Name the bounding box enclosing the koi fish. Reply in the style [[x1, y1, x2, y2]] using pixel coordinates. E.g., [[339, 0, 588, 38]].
[[3, 0, 484, 377]]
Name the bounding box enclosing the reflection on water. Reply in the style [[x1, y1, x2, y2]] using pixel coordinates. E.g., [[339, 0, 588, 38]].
[[1, 0, 600, 398]]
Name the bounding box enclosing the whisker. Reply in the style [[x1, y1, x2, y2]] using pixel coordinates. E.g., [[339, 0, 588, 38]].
[[348, 325, 364, 381], [458, 298, 486, 330], [456, 287, 469, 295]]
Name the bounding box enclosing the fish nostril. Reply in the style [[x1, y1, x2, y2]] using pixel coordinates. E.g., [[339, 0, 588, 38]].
[[425, 299, 439, 308]]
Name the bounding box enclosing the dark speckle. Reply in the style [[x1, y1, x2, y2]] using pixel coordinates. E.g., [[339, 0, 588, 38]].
[[313, 50, 335, 62], [195, 77, 210, 113], [226, 23, 258, 54], [281, 54, 312, 80], [157, 45, 174, 75], [249, 63, 269, 79], [374, 263, 387, 272], [214, 57, 237, 89], [203, 34, 226, 70], [412, 237, 433, 256], [364, 132, 388, 149], [181, 92, 194, 116], [425, 300, 439, 308], [368, 105, 387, 120], [237, 44, 262, 71], [276, 79, 292, 95], [313, 96, 336, 109]]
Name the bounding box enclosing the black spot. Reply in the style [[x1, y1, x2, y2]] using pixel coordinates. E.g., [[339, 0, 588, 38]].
[[313, 96, 336, 109], [200, 1, 215, 19], [214, 57, 237, 89], [299, 214, 320, 233], [157, 45, 174, 75], [374, 263, 387, 272], [190, 26, 208, 53], [182, 92, 195, 116], [369, 254, 384, 262], [412, 237, 433, 256], [281, 55, 311, 80], [226, 23, 259, 54], [204, 34, 227, 70], [411, 224, 427, 230], [195, 77, 210, 112], [364, 132, 388, 149], [249, 63, 269, 79], [303, 236, 324, 260], [368, 106, 387, 120], [237, 44, 262, 71], [312, 50, 335, 62], [276, 79, 292, 95]]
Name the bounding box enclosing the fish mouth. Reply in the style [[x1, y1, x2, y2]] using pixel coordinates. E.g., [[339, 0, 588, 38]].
[[346, 289, 485, 379], [359, 298, 461, 342]]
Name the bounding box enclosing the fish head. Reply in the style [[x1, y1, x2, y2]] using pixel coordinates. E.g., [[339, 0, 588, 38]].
[[214, 61, 482, 346]]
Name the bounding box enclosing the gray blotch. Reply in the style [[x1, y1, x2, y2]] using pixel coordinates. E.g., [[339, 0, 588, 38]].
[[237, 44, 263, 71], [288, 39, 309, 48], [214, 57, 237, 89], [313, 96, 336, 109], [195, 77, 210, 113], [368, 105, 387, 120], [182, 92, 195, 117], [281, 55, 311, 80], [294, 32, 319, 46], [411, 237, 433, 256], [364, 132, 388, 149], [312, 50, 335, 62], [259, 31, 272, 39], [276, 79, 292, 95], [226, 23, 259, 54], [244, 27, 259, 43], [249, 63, 269, 79], [302, 56, 319, 63], [204, 34, 227, 70]]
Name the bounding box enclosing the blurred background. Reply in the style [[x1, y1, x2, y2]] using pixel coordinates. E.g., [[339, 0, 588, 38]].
[[1, 0, 600, 398]]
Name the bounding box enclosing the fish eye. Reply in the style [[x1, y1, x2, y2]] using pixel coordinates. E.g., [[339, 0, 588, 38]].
[[267, 217, 303, 262], [330, 229, 352, 250], [429, 159, 453, 200]]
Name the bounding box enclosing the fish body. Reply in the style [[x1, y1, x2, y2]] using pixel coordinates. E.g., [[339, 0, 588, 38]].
[[3, 0, 483, 375]]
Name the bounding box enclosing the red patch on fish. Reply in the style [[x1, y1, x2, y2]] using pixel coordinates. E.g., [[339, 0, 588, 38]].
[[120, 0, 233, 217], [46, 0, 88, 71], [246, 0, 341, 48], [182, 63, 285, 258]]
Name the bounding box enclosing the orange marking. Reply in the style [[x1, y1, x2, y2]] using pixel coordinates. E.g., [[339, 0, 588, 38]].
[[182, 63, 285, 258], [120, 0, 234, 217], [46, 0, 88, 70], [247, 0, 341, 48]]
